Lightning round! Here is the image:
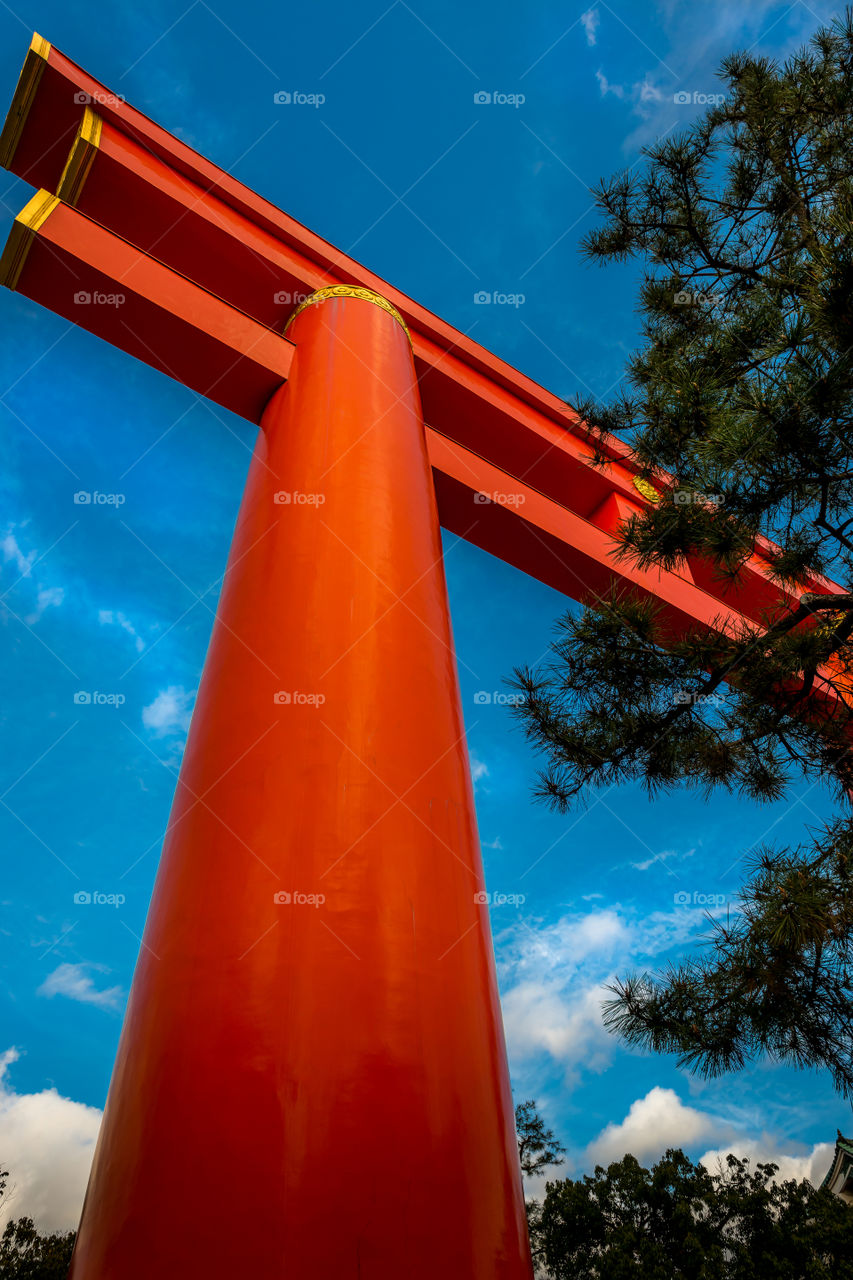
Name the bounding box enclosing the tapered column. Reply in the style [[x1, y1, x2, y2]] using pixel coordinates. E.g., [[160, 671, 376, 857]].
[[69, 285, 532, 1279]]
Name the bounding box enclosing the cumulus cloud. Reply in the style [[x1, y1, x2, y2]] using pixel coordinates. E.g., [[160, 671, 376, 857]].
[[700, 1138, 834, 1186], [581, 1085, 835, 1187], [581, 7, 600, 46], [37, 963, 123, 1011], [587, 1086, 730, 1166], [503, 980, 615, 1080], [98, 608, 144, 653], [0, 1048, 101, 1232], [142, 685, 194, 738]]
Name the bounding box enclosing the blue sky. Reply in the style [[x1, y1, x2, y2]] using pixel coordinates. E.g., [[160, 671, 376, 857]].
[[0, 0, 849, 1230]]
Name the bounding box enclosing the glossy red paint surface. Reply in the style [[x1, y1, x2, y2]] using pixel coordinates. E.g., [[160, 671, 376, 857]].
[[6, 196, 295, 421], [67, 293, 532, 1279]]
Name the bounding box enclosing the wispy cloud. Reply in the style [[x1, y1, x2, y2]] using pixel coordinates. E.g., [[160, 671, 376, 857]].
[[142, 685, 194, 738], [581, 7, 600, 46], [596, 68, 624, 98], [25, 586, 65, 625], [37, 963, 123, 1011], [98, 608, 144, 653], [499, 904, 714, 1081]]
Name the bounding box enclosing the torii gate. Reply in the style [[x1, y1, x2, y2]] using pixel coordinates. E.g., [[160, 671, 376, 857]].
[[1, 32, 845, 1280]]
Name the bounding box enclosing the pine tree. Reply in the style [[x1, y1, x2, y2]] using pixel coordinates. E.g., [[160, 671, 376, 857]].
[[513, 11, 853, 1095]]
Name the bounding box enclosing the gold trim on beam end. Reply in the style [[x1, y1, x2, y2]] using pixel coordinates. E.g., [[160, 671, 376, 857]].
[[632, 475, 660, 504], [0, 33, 52, 171], [0, 189, 59, 291], [57, 107, 102, 206], [284, 284, 412, 346]]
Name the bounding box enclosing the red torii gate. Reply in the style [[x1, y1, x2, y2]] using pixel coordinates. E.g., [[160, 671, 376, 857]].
[[0, 33, 844, 1280]]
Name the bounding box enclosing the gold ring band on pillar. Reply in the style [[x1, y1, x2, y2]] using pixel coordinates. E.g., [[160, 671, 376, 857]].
[[283, 284, 412, 347]]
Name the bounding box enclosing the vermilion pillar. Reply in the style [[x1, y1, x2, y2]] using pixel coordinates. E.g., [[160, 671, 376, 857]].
[[69, 286, 533, 1279]]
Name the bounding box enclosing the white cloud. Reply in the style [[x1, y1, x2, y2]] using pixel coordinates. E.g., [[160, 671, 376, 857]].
[[700, 1138, 834, 1186], [498, 904, 714, 1080], [638, 74, 665, 105], [142, 685, 194, 737], [25, 586, 65, 625], [629, 846, 694, 872], [582, 1085, 835, 1187], [504, 980, 615, 1080], [0, 1048, 101, 1232], [596, 68, 624, 98], [98, 608, 144, 653], [469, 753, 489, 786], [587, 1086, 730, 1166], [483, 836, 503, 850], [581, 7, 600, 46], [1, 532, 35, 578], [2, 527, 64, 625], [37, 963, 123, 1011]]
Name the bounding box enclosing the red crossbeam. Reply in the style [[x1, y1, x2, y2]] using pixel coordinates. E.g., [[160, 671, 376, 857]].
[[1, 34, 843, 636]]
